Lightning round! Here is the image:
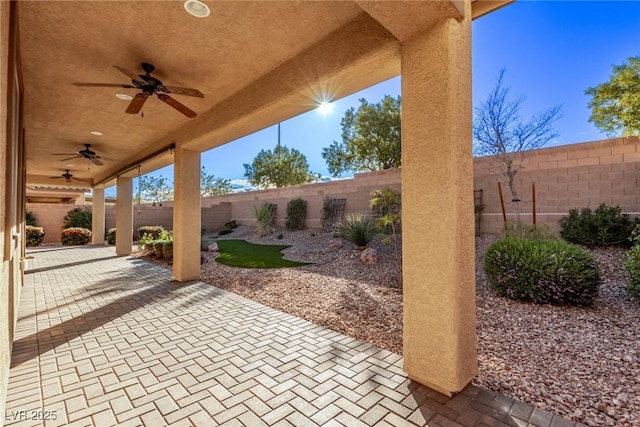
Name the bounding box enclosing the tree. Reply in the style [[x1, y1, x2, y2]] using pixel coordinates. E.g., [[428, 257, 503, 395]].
[[473, 70, 562, 223], [137, 174, 173, 205], [322, 95, 401, 177], [586, 56, 640, 137], [201, 167, 232, 197], [243, 144, 318, 189]]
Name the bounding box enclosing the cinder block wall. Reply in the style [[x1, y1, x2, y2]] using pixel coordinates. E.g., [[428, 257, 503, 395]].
[[198, 168, 402, 229], [27, 137, 640, 240], [474, 136, 639, 233]]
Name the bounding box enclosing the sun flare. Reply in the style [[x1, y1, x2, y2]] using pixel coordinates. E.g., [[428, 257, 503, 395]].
[[317, 101, 334, 116]]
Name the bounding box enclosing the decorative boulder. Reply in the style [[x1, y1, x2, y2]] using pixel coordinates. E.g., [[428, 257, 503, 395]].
[[207, 242, 219, 252], [360, 247, 378, 264]]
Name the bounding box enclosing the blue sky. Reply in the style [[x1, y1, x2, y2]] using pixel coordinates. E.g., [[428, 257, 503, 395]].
[[115, 1, 640, 194]]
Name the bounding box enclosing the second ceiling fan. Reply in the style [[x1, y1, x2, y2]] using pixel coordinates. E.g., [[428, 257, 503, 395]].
[[73, 63, 204, 118]]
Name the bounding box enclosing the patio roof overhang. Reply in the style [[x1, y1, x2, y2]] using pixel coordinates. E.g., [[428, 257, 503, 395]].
[[19, 0, 512, 189]]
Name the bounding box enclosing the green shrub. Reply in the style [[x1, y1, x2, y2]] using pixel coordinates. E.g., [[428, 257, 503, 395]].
[[255, 202, 277, 237], [138, 233, 155, 252], [26, 225, 45, 247], [335, 213, 378, 249], [152, 240, 168, 258], [559, 203, 638, 247], [285, 198, 307, 231], [625, 225, 640, 299], [162, 241, 173, 260], [26, 210, 37, 226], [218, 228, 233, 236], [137, 225, 164, 240], [138, 228, 171, 252], [63, 208, 92, 229], [225, 220, 238, 229], [61, 227, 92, 246], [484, 238, 601, 306], [501, 222, 560, 241], [105, 228, 116, 245]]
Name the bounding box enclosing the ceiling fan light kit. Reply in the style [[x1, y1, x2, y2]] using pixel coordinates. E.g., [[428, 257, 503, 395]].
[[184, 0, 210, 18]]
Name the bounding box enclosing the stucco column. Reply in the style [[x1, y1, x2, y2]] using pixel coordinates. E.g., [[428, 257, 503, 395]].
[[91, 186, 105, 245], [400, 2, 477, 396], [173, 147, 201, 281], [115, 176, 133, 256]]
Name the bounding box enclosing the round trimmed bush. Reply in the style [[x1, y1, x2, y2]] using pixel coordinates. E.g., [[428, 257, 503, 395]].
[[26, 225, 45, 247], [152, 240, 167, 258], [61, 227, 92, 246], [484, 238, 601, 306], [162, 241, 173, 260], [105, 228, 116, 245]]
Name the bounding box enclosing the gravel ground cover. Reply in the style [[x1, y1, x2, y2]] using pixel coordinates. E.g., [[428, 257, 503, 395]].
[[136, 226, 639, 425]]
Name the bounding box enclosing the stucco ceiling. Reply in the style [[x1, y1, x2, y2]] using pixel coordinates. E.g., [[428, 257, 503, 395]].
[[19, 0, 510, 188]]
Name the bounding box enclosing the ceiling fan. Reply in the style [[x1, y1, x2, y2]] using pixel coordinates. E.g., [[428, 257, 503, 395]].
[[50, 170, 90, 184], [53, 143, 106, 166], [73, 62, 204, 118]]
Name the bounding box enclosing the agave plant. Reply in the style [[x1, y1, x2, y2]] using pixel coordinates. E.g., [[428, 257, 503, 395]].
[[335, 213, 378, 249]]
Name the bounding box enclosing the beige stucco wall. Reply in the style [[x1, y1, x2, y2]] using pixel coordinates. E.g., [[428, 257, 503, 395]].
[[1, 1, 25, 420]]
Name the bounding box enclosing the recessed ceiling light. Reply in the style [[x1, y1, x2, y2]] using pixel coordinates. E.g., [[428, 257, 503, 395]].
[[65, 164, 74, 167], [115, 93, 133, 101], [90, 131, 103, 136], [184, 0, 210, 18]]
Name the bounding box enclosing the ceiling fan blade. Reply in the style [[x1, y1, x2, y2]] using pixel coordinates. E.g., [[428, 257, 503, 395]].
[[114, 65, 146, 84], [72, 177, 92, 183], [73, 83, 136, 89], [90, 157, 104, 166], [157, 93, 197, 118], [160, 86, 204, 98], [57, 155, 82, 161], [125, 93, 149, 114]]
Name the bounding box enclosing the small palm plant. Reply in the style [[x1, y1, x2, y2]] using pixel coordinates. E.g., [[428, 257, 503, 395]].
[[335, 213, 378, 249]]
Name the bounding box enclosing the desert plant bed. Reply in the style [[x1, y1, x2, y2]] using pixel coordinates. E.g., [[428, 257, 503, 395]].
[[135, 227, 639, 426]]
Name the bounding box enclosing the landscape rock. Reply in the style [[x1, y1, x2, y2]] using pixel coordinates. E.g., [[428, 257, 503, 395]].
[[207, 242, 219, 252], [329, 239, 343, 249], [360, 247, 378, 264]]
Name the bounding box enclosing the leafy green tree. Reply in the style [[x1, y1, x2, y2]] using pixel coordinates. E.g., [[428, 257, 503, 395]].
[[322, 95, 401, 177], [138, 175, 173, 205], [201, 167, 232, 197], [243, 144, 318, 189], [586, 56, 640, 137], [473, 69, 562, 223]]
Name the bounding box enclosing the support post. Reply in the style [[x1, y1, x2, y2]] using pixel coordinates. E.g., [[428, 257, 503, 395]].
[[115, 176, 133, 256], [400, 0, 477, 396], [91, 186, 105, 245], [173, 147, 201, 281]]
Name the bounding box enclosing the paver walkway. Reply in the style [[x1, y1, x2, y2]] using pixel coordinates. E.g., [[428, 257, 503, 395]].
[[5, 246, 584, 426]]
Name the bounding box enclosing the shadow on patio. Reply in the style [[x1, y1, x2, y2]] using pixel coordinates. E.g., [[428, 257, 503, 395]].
[[5, 246, 578, 426]]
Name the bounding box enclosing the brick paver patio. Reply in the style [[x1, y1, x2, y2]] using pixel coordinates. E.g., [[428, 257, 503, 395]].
[[5, 246, 584, 426]]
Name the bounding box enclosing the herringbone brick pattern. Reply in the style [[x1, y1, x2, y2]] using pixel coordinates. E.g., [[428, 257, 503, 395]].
[[5, 246, 584, 426]]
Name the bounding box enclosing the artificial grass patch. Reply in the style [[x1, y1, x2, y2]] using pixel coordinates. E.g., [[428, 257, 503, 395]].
[[215, 239, 312, 268]]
